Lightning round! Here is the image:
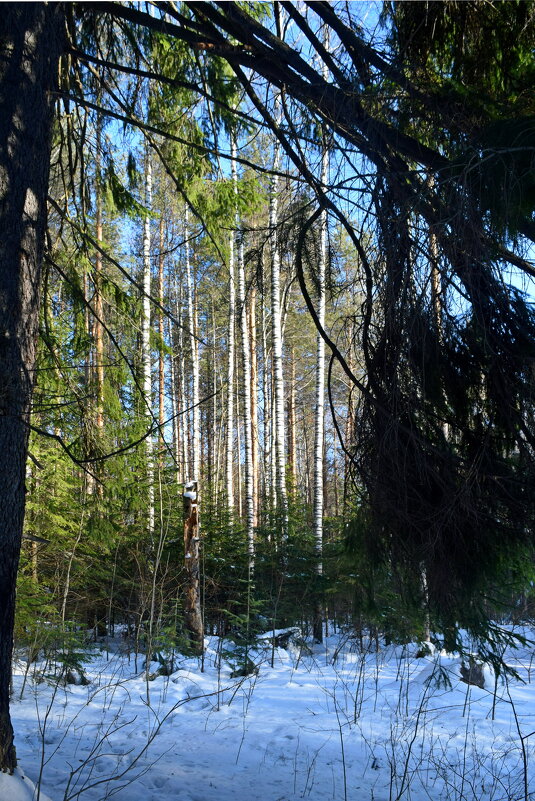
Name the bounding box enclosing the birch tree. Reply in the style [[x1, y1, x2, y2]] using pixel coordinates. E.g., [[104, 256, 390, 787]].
[[312, 99, 330, 642], [269, 100, 288, 533], [233, 137, 255, 560], [141, 150, 155, 540], [184, 209, 200, 482], [249, 285, 259, 528], [94, 113, 105, 438], [225, 192, 236, 512], [158, 218, 165, 455]]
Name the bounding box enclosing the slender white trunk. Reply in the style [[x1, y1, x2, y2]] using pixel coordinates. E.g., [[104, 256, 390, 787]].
[[236, 360, 243, 519], [270, 371, 277, 508], [168, 318, 181, 484], [261, 264, 272, 511], [249, 285, 259, 528], [226, 193, 236, 512], [312, 43, 330, 639], [215, 368, 224, 510], [287, 348, 297, 490], [176, 283, 189, 482], [142, 151, 155, 539], [212, 302, 221, 508], [313, 142, 328, 571], [94, 112, 104, 437], [232, 137, 255, 555], [235, 170, 255, 557], [185, 209, 200, 481], [425, 173, 444, 642], [269, 107, 288, 531], [158, 219, 165, 454]]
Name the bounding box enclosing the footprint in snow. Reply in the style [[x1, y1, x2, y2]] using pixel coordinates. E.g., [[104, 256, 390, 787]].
[[145, 775, 167, 790], [174, 792, 195, 801]]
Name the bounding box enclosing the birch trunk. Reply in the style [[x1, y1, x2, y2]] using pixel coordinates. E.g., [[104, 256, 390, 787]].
[[249, 285, 259, 528], [141, 151, 155, 540], [94, 113, 105, 436], [183, 482, 203, 653], [158, 218, 165, 454], [261, 262, 272, 512], [212, 301, 221, 508], [185, 209, 200, 481], [313, 121, 329, 642], [176, 284, 189, 482], [226, 201, 236, 512], [287, 348, 297, 491], [234, 140, 255, 559], [424, 173, 444, 642], [168, 318, 181, 484], [236, 362, 243, 520], [343, 316, 356, 509], [269, 116, 288, 532]]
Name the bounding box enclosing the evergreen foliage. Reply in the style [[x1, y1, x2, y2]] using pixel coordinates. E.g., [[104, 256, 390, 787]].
[[2, 8, 534, 755]]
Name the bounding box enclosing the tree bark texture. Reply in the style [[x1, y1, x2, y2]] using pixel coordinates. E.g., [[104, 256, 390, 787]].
[[94, 112, 105, 435], [287, 348, 297, 490], [313, 132, 329, 643], [269, 123, 288, 532], [158, 218, 165, 453], [141, 151, 155, 540], [248, 285, 259, 527], [0, 4, 64, 772], [185, 208, 200, 481], [183, 482, 203, 653], [225, 202, 236, 511], [233, 139, 255, 560]]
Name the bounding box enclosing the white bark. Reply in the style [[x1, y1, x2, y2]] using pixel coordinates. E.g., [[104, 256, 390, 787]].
[[234, 137, 255, 558], [142, 151, 155, 540], [176, 283, 189, 482], [185, 208, 200, 481], [158, 219, 165, 452], [168, 316, 181, 485], [212, 301, 221, 508], [94, 112, 104, 436], [313, 138, 329, 574], [261, 262, 272, 511], [269, 101, 288, 531], [226, 189, 236, 512], [249, 286, 259, 528]]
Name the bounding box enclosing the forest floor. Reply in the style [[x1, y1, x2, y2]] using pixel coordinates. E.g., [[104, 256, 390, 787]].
[[3, 624, 535, 801]]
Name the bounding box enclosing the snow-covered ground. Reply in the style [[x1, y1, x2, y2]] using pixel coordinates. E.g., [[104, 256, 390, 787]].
[[3, 626, 535, 801]]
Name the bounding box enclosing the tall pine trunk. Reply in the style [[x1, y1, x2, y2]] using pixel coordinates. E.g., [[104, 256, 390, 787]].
[[0, 5, 64, 772]]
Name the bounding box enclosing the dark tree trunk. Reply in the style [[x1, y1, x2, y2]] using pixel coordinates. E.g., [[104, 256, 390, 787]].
[[0, 4, 64, 772], [183, 482, 204, 655]]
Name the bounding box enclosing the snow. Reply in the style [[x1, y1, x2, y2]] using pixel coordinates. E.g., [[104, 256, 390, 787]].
[[0, 768, 53, 801], [9, 626, 535, 801]]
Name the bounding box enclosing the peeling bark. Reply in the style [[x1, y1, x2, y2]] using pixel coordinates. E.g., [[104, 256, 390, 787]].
[[183, 482, 203, 653]]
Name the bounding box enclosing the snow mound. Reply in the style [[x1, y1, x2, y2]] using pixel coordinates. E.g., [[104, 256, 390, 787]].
[[0, 768, 54, 801]]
